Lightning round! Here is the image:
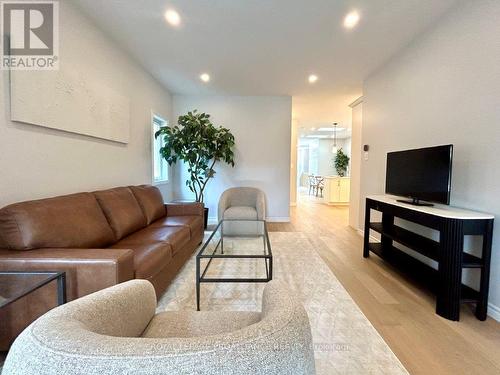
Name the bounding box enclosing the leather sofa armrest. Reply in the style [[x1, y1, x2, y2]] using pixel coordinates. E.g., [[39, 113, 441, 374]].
[[0, 248, 135, 301], [165, 202, 204, 217]]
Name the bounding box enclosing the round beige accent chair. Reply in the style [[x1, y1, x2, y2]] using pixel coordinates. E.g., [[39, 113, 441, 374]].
[[3, 279, 315, 374]]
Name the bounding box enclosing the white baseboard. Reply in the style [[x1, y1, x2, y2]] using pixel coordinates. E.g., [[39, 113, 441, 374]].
[[488, 302, 500, 322], [207, 216, 291, 224], [357, 228, 379, 242], [266, 217, 290, 222]]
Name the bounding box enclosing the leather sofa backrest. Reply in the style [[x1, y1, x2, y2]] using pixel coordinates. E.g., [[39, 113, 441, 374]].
[[93, 187, 147, 240], [0, 193, 115, 250], [130, 185, 166, 225]]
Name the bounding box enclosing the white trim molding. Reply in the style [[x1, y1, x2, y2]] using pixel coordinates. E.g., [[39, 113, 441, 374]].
[[208, 216, 291, 224], [349, 96, 364, 108], [266, 217, 290, 222], [488, 303, 500, 322]]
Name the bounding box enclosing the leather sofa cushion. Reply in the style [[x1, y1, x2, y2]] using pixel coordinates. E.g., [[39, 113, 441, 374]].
[[150, 215, 203, 236], [130, 185, 166, 225], [0, 193, 115, 250], [119, 226, 190, 256], [110, 242, 172, 279], [163, 226, 191, 255], [94, 187, 147, 240]]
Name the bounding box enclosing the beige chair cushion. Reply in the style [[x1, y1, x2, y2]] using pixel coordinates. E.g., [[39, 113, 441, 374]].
[[223, 206, 258, 220], [142, 311, 261, 338], [218, 187, 266, 222]]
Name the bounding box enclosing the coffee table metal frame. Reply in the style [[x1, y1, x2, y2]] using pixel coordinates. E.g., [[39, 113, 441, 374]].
[[195, 219, 272, 310], [0, 271, 67, 309]]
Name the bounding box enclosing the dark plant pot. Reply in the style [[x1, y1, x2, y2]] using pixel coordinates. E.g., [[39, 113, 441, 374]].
[[204, 207, 209, 229]]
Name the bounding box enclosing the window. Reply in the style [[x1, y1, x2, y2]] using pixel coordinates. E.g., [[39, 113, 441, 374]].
[[152, 114, 168, 184]]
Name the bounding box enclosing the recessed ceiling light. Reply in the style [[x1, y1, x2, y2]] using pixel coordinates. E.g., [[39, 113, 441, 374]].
[[164, 9, 181, 26], [200, 73, 210, 82], [308, 74, 318, 84], [344, 11, 360, 29]]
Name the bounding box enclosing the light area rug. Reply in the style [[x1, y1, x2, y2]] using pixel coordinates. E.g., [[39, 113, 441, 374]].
[[157, 232, 409, 375]]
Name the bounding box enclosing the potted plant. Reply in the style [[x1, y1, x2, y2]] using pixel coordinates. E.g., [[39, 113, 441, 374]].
[[155, 110, 235, 228], [334, 148, 350, 177]]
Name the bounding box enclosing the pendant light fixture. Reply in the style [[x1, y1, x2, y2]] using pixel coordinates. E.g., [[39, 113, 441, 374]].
[[331, 122, 339, 154]]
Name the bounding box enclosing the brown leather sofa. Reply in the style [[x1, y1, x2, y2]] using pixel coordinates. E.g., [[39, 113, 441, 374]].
[[0, 185, 204, 350]]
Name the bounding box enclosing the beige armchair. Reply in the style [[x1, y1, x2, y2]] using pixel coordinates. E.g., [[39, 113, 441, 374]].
[[218, 187, 267, 236], [3, 280, 315, 375]]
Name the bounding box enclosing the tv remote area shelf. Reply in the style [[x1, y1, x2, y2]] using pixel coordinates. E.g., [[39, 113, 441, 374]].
[[363, 195, 494, 321]]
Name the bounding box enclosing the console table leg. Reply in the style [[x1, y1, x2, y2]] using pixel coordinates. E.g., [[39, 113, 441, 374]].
[[381, 213, 394, 255], [436, 219, 464, 321], [476, 219, 494, 320], [363, 203, 371, 258]]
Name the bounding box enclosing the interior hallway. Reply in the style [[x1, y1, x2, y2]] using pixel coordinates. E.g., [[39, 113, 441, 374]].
[[268, 199, 500, 375]]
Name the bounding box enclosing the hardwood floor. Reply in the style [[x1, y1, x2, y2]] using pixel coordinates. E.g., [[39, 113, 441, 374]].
[[269, 197, 500, 375]]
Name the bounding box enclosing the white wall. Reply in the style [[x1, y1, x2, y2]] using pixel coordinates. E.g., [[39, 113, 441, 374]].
[[292, 94, 357, 129], [318, 140, 335, 176], [290, 119, 298, 206], [361, 0, 500, 318], [349, 99, 362, 230], [0, 1, 174, 207], [172, 95, 292, 221], [299, 137, 351, 178], [317, 138, 351, 176]]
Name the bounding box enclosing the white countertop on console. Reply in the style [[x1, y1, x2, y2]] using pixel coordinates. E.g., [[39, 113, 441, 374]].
[[367, 195, 494, 220]]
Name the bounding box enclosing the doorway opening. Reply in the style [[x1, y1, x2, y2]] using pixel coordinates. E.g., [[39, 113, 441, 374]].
[[296, 127, 352, 206], [290, 95, 363, 231]]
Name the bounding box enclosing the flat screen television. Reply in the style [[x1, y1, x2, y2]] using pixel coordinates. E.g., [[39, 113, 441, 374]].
[[385, 145, 453, 206]]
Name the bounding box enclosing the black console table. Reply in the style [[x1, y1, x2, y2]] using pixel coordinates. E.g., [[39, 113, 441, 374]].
[[363, 195, 494, 321]]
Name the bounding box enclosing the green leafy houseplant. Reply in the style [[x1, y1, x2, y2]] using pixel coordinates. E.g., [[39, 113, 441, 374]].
[[155, 110, 235, 203], [334, 148, 350, 177]]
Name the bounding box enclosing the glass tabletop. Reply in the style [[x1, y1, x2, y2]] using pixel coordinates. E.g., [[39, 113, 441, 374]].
[[195, 219, 273, 310], [0, 271, 65, 308], [197, 219, 272, 258]]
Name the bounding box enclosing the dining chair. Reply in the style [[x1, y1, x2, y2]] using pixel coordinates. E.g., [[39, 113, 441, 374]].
[[315, 176, 325, 197], [308, 175, 318, 196]]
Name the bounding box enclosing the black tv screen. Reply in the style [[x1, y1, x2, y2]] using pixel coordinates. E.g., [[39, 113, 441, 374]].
[[385, 145, 453, 205]]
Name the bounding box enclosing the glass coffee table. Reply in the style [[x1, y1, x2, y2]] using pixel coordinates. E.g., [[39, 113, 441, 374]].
[[0, 271, 67, 309], [196, 219, 272, 310]]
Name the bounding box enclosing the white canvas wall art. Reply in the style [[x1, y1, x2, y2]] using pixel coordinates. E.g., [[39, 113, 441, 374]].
[[10, 69, 130, 143]]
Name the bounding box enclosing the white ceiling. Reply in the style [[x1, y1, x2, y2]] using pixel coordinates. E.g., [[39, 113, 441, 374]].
[[74, 0, 458, 97]]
